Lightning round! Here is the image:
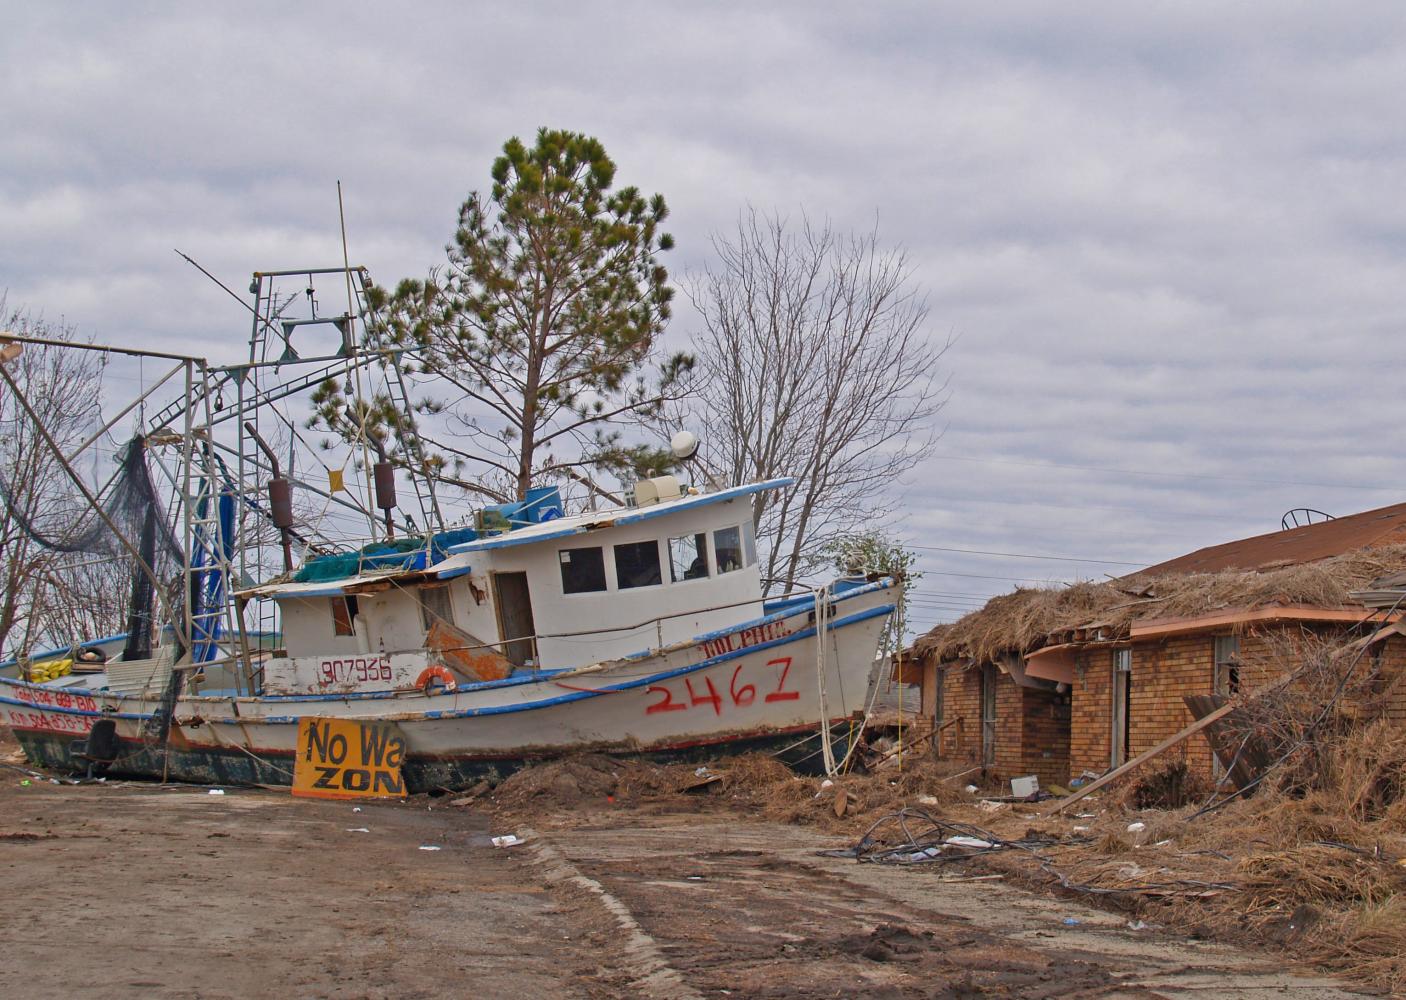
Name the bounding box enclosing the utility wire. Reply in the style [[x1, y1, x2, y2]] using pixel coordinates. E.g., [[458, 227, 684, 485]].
[[905, 543, 1147, 566], [934, 452, 1400, 493]]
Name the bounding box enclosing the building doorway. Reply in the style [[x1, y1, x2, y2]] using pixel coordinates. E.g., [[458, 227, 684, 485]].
[[980, 663, 997, 769], [1111, 647, 1132, 767], [492, 572, 537, 667]]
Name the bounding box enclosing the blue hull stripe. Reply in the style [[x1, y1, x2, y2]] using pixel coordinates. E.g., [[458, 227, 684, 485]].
[[0, 604, 894, 729]]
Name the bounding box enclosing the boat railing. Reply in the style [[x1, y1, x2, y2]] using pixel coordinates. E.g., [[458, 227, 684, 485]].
[[374, 583, 845, 668]]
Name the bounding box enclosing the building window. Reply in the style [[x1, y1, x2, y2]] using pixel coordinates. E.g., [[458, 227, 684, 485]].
[[420, 585, 452, 631], [668, 533, 709, 582], [614, 540, 663, 589], [741, 520, 757, 566], [1214, 635, 1241, 695], [331, 595, 359, 636], [559, 547, 607, 594], [714, 525, 743, 574]]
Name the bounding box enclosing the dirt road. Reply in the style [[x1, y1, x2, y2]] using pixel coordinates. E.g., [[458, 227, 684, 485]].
[[0, 767, 1367, 998], [0, 778, 605, 999]]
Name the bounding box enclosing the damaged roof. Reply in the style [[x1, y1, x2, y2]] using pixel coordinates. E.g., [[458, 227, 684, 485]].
[[916, 542, 1406, 666], [1134, 501, 1406, 576]]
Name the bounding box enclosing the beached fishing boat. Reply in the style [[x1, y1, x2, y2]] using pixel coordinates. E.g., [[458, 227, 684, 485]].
[[2, 479, 896, 790], [0, 265, 898, 792]]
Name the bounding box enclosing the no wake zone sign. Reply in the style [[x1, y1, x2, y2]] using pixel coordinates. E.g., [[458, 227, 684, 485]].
[[292, 717, 408, 799]]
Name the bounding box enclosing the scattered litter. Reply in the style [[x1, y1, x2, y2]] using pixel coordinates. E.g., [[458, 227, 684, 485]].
[[208, 789, 225, 796], [1062, 917, 1081, 926], [1127, 920, 1150, 931], [1072, 826, 1089, 832], [491, 834, 523, 848], [905, 846, 944, 862], [976, 799, 1007, 813], [418, 845, 443, 851], [964, 784, 979, 794], [346, 827, 370, 833], [1011, 775, 1039, 798], [695, 766, 712, 777], [686, 875, 705, 881], [1074, 813, 1096, 819], [1154, 839, 1173, 847], [945, 836, 994, 849], [352, 807, 362, 813], [1125, 822, 1145, 833], [820, 778, 834, 789], [19, 780, 31, 787], [917, 794, 939, 805]]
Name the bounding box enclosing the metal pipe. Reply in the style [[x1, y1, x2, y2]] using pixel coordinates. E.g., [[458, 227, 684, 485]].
[[242, 421, 294, 572]]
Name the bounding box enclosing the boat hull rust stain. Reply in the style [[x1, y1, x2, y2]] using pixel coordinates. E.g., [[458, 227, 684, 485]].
[[11, 720, 853, 791]]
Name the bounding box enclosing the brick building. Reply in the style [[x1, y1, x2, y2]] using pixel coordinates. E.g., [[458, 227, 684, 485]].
[[912, 502, 1406, 786]]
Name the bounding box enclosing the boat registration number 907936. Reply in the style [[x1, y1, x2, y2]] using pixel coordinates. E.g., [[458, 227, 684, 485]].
[[318, 656, 392, 686]]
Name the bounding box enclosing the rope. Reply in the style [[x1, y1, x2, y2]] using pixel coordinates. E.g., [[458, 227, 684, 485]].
[[814, 583, 837, 776]]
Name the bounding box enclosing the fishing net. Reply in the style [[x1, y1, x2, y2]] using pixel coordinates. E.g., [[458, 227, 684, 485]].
[[0, 435, 185, 656]]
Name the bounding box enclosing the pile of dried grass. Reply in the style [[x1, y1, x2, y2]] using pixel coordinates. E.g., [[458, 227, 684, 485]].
[[916, 543, 1406, 664], [1238, 844, 1404, 911]]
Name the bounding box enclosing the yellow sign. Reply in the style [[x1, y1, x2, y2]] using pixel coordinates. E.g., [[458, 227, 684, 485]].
[[292, 717, 407, 799]]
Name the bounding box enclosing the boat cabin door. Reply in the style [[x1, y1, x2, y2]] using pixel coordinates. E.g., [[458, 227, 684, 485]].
[[492, 571, 537, 668]]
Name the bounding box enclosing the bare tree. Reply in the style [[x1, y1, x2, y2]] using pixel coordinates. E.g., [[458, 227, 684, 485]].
[[21, 556, 131, 651], [0, 301, 114, 657], [674, 210, 947, 594]]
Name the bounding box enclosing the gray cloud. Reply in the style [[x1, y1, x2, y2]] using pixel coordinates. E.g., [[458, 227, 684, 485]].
[[4, 2, 1406, 628]]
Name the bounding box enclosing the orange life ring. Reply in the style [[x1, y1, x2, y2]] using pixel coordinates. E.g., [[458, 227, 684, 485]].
[[415, 664, 457, 694]]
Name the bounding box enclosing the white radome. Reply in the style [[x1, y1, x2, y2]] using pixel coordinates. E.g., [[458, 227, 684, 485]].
[[670, 430, 700, 460]]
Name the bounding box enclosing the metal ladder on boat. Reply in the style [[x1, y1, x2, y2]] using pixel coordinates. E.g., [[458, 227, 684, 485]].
[[350, 271, 442, 535]]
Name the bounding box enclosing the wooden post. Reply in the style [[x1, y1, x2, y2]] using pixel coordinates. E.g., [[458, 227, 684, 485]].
[[1045, 703, 1236, 815]]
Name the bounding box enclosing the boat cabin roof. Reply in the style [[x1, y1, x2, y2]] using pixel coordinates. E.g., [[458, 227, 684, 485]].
[[241, 478, 791, 601], [442, 479, 791, 555]]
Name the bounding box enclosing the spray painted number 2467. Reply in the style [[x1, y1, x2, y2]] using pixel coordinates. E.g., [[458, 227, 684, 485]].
[[645, 657, 800, 716]]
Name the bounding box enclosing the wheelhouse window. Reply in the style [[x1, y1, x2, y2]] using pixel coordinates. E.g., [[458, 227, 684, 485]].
[[420, 584, 452, 631], [669, 533, 709, 582], [615, 540, 662, 589], [714, 525, 743, 574], [742, 520, 757, 567], [330, 595, 359, 636], [559, 546, 607, 594]]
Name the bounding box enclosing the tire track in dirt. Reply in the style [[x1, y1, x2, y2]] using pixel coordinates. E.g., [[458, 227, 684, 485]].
[[533, 815, 1368, 999]]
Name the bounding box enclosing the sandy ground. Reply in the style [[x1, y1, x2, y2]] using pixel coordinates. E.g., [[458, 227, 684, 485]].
[[0, 729, 1373, 999]]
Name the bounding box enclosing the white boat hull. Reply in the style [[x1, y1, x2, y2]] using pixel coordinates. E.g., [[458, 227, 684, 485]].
[[1, 581, 897, 789]]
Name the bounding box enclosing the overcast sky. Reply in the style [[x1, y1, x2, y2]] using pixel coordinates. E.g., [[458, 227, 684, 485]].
[[5, 3, 1406, 632]]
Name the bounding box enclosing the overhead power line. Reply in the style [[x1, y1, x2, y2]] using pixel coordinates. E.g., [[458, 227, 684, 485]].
[[923, 569, 1075, 584], [906, 543, 1147, 566], [934, 453, 1401, 493]]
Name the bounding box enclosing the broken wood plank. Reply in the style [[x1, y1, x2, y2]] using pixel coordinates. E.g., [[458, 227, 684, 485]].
[[1044, 703, 1236, 815]]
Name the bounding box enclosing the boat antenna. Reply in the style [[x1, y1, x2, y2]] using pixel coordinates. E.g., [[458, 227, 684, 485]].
[[174, 249, 259, 320]]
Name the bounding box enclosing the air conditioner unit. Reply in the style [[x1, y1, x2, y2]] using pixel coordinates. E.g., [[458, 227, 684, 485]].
[[632, 475, 682, 508]]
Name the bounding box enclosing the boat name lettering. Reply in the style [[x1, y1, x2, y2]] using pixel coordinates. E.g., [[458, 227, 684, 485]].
[[699, 621, 792, 660], [318, 657, 392, 686], [13, 687, 98, 713], [4, 707, 94, 735], [645, 657, 798, 716]]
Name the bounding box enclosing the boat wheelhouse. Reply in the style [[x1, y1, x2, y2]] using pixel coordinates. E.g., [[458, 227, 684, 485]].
[[248, 478, 781, 697]]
